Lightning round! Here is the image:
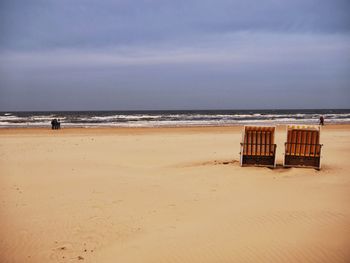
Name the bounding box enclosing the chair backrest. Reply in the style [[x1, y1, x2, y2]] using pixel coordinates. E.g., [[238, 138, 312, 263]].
[[242, 126, 276, 156], [285, 125, 321, 157]]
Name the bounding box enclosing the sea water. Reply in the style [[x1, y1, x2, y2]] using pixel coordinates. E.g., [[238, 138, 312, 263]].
[[0, 109, 349, 128]]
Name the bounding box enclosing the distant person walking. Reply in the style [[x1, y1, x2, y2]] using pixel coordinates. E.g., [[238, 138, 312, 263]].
[[51, 119, 56, 130], [319, 115, 324, 126], [51, 118, 61, 129]]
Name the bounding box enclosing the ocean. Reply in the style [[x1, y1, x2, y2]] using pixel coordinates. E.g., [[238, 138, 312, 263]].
[[0, 109, 349, 128]]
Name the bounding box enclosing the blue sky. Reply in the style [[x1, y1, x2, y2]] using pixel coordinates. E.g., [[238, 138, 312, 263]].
[[0, 0, 349, 110]]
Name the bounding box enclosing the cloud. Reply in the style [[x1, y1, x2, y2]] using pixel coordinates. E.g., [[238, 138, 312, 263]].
[[0, 1, 349, 110], [1, 32, 349, 68], [0, 0, 349, 50], [1, 32, 349, 110]]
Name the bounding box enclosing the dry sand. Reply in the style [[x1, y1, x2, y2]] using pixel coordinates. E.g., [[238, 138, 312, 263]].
[[0, 125, 349, 263]]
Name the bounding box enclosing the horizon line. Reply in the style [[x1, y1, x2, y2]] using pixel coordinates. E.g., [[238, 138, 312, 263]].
[[1, 108, 350, 113]]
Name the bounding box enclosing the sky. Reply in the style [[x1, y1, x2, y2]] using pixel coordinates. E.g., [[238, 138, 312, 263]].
[[0, 0, 349, 111]]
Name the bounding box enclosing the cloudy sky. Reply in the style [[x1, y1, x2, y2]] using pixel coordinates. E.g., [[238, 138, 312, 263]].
[[0, 0, 349, 111]]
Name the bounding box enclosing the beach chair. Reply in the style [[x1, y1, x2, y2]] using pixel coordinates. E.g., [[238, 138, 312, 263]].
[[240, 126, 277, 167], [284, 125, 322, 170]]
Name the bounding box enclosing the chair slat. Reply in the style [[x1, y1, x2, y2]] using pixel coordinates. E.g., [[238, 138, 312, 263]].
[[244, 130, 248, 154], [257, 130, 261, 156], [305, 131, 311, 156], [300, 131, 304, 156], [270, 131, 274, 156], [263, 131, 267, 155], [250, 130, 253, 155], [311, 131, 317, 156], [292, 130, 297, 155], [262, 131, 265, 155], [266, 131, 270, 156]]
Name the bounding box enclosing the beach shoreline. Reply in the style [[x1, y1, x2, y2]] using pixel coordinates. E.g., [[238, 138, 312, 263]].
[[1, 123, 350, 134]]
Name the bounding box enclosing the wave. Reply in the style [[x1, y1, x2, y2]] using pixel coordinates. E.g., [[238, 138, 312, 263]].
[[1, 110, 349, 128]]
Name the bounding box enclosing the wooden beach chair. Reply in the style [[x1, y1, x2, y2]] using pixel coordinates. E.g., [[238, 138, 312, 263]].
[[240, 126, 277, 167], [284, 125, 322, 169]]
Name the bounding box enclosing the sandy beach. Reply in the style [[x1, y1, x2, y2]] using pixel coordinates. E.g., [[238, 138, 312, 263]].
[[0, 125, 349, 263]]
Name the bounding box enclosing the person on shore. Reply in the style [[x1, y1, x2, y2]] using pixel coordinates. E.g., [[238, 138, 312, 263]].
[[51, 119, 57, 130], [319, 115, 324, 126], [51, 119, 61, 129]]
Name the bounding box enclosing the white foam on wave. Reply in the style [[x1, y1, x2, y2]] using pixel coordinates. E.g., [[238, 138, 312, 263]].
[[0, 115, 25, 120], [1, 112, 350, 128], [91, 115, 163, 120], [31, 115, 59, 120]]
